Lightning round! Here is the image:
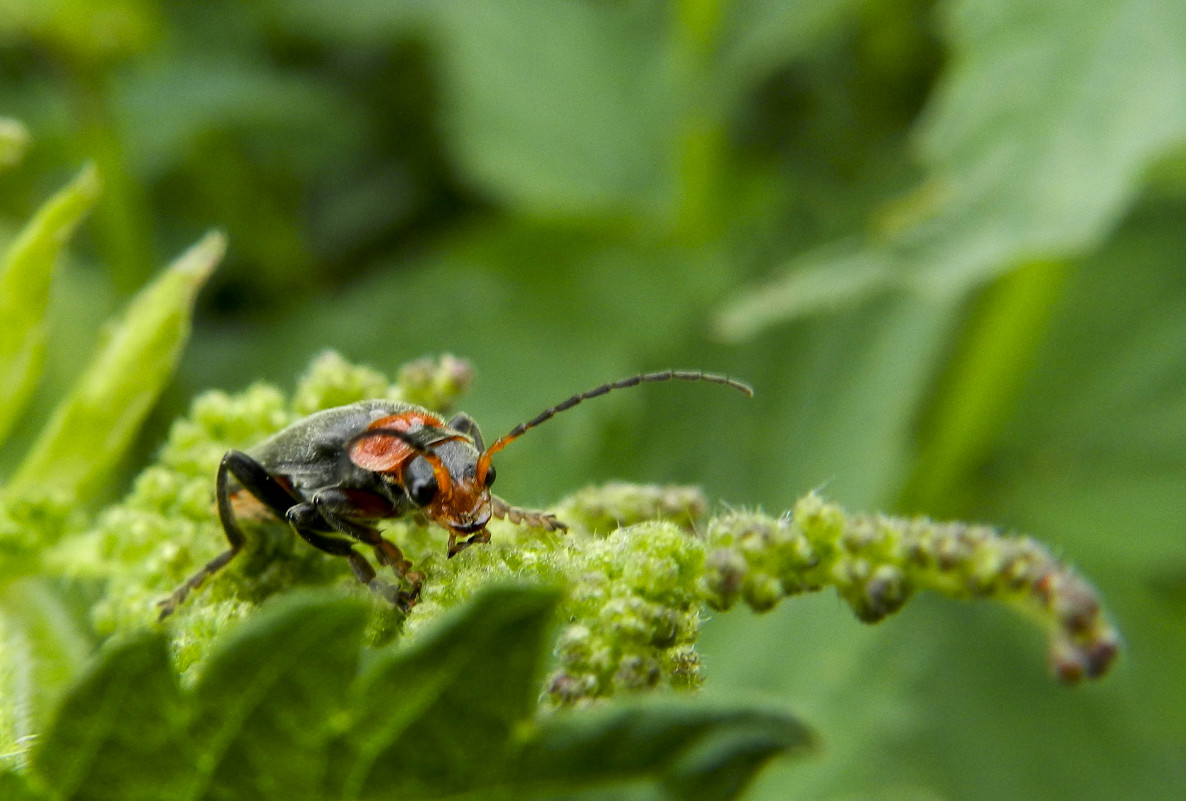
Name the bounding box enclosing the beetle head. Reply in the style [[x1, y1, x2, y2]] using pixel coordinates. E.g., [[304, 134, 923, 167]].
[[348, 420, 495, 537], [401, 437, 494, 533]]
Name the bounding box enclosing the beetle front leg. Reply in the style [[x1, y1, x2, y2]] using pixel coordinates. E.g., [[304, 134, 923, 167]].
[[490, 495, 568, 533], [444, 496, 566, 557], [290, 494, 422, 610], [447, 529, 491, 558], [158, 450, 298, 620]]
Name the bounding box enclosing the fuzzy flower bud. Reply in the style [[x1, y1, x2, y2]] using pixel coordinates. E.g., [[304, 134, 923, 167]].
[[552, 482, 707, 535], [393, 354, 474, 412], [701, 494, 1120, 685]]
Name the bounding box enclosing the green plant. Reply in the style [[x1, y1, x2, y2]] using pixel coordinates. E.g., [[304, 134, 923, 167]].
[[0, 155, 224, 777], [0, 203, 1117, 796], [4, 0, 1175, 791]]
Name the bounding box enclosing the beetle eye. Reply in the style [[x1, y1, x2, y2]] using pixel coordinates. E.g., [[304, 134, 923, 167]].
[[408, 476, 438, 506], [483, 464, 496, 487]]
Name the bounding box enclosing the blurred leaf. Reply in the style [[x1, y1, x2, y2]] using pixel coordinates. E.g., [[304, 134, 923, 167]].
[[26, 586, 808, 799], [718, 0, 864, 100], [31, 633, 190, 801], [718, 0, 1186, 332], [714, 242, 894, 341], [988, 202, 1186, 567], [0, 579, 93, 768], [0, 119, 30, 169], [9, 231, 223, 499], [506, 701, 815, 801], [427, 0, 673, 217], [900, 259, 1070, 515], [729, 292, 959, 510], [0, 770, 48, 800], [906, 0, 1186, 283], [906, 0, 1186, 290], [0, 163, 101, 447], [0, 0, 160, 62], [254, 0, 421, 44], [185, 593, 370, 799], [334, 584, 560, 798], [118, 55, 368, 180]]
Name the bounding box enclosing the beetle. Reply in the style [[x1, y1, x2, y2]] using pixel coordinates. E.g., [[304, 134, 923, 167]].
[[158, 369, 752, 619]]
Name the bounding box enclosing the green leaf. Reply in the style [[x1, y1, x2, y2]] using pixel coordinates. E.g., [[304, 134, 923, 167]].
[[9, 231, 223, 499], [0, 770, 49, 801], [0, 0, 160, 63], [0, 163, 101, 446], [907, 0, 1186, 292], [31, 633, 190, 801], [24, 584, 806, 800], [0, 579, 93, 767], [900, 259, 1070, 515], [718, 0, 864, 101], [505, 702, 815, 801], [335, 584, 561, 799], [184, 592, 370, 800], [716, 0, 1186, 331], [428, 0, 672, 217], [713, 243, 895, 342]]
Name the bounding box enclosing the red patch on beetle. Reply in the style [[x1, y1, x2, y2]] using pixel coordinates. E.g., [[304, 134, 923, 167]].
[[347, 411, 444, 473], [340, 488, 399, 519]]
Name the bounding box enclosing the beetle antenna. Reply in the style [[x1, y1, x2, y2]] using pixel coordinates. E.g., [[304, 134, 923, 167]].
[[348, 427, 458, 498], [476, 370, 752, 482]]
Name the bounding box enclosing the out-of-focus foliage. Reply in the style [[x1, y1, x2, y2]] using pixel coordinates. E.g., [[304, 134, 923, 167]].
[[2, 0, 1184, 799], [0, 164, 100, 445], [16, 587, 812, 801], [8, 232, 222, 499], [0, 189, 220, 771]]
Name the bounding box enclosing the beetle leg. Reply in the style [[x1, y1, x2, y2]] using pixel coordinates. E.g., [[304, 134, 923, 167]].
[[159, 450, 301, 620], [288, 499, 420, 612], [283, 511, 414, 613], [307, 490, 423, 588], [446, 491, 566, 558], [490, 495, 568, 532], [447, 529, 491, 558]]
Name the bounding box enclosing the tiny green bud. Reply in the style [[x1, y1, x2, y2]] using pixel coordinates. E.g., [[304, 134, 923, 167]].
[[555, 483, 707, 536], [394, 354, 475, 412], [743, 573, 784, 613], [291, 351, 391, 415], [614, 654, 661, 691], [700, 547, 748, 611], [665, 645, 703, 690]]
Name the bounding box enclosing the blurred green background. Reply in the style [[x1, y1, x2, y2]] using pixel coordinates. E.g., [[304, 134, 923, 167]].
[[3, 0, 1184, 798]]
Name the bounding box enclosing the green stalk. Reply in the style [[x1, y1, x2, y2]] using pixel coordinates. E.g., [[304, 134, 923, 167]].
[[900, 259, 1069, 515], [672, 0, 727, 244]]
